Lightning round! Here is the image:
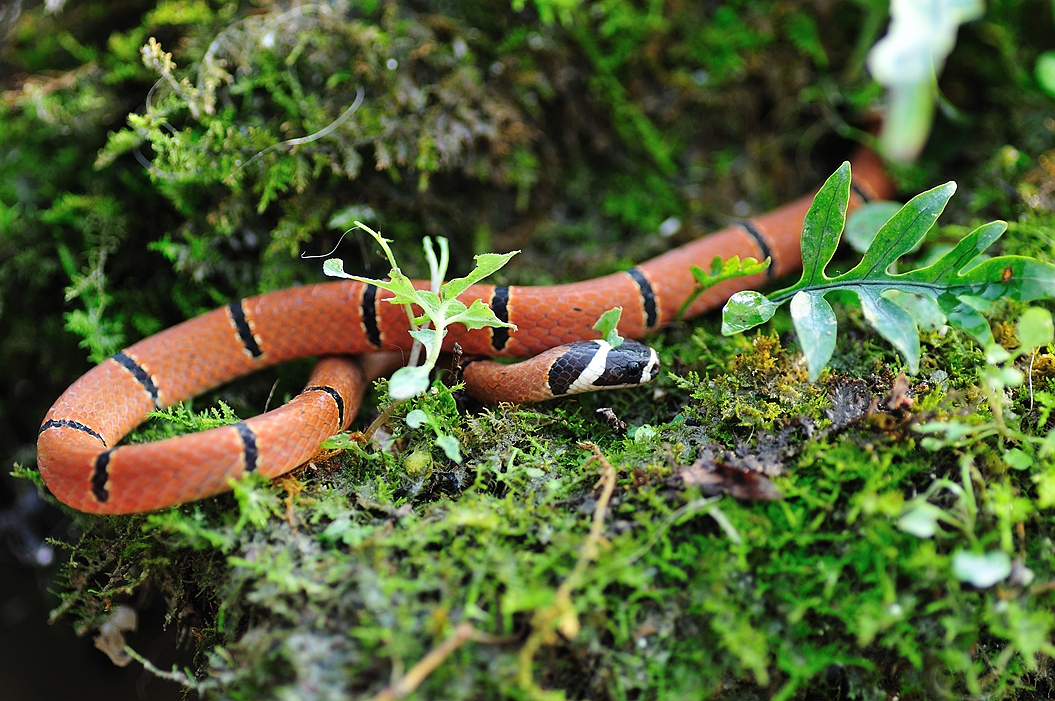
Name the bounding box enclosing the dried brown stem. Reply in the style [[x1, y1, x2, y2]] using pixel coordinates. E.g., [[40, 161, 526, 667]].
[[367, 623, 502, 701], [516, 441, 617, 699]]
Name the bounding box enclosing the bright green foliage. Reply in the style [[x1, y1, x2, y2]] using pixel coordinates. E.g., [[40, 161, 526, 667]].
[[677, 254, 771, 320], [723, 162, 1055, 380], [593, 307, 625, 347], [671, 332, 829, 438], [915, 306, 1055, 469], [406, 409, 463, 463], [844, 200, 907, 254], [325, 223, 516, 399], [130, 401, 241, 442], [57, 345, 1055, 700]]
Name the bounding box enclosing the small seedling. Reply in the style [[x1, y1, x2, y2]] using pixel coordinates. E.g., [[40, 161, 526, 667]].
[[916, 307, 1055, 462], [676, 255, 770, 321], [593, 307, 625, 347], [324, 222, 518, 399], [406, 408, 462, 464]]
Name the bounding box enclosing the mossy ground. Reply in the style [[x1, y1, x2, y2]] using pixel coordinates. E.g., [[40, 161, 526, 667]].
[[4, 1, 1055, 699]]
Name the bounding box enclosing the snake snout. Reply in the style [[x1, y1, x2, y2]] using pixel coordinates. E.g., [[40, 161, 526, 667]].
[[596, 339, 660, 389]]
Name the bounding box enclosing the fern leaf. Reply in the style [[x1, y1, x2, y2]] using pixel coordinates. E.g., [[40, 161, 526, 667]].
[[722, 162, 1055, 381]]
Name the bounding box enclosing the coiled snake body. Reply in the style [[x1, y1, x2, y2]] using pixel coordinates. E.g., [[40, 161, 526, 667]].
[[36, 150, 892, 514]]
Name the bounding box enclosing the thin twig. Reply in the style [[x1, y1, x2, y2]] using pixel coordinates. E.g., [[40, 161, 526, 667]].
[[362, 400, 405, 443], [516, 442, 617, 698], [124, 646, 201, 689], [1030, 349, 1037, 410], [367, 623, 501, 701], [300, 229, 350, 259]]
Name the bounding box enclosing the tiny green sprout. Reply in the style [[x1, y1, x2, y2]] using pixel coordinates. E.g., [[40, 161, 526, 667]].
[[896, 453, 978, 541], [324, 221, 518, 400], [1003, 448, 1033, 471], [896, 504, 944, 538], [632, 424, 657, 442], [915, 307, 1055, 468], [319, 432, 372, 458], [593, 307, 625, 347], [406, 408, 462, 464], [676, 255, 770, 321]]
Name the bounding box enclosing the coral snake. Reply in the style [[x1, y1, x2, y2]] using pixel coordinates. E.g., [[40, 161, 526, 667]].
[[36, 149, 893, 514]]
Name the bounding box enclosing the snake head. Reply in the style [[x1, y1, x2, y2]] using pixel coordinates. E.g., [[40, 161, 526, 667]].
[[551, 339, 661, 396]]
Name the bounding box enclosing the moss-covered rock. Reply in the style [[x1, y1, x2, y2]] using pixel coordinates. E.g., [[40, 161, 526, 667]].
[[5, 0, 1055, 699]]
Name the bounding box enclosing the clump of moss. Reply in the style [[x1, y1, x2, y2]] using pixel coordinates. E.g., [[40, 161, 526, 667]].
[[676, 332, 828, 440]]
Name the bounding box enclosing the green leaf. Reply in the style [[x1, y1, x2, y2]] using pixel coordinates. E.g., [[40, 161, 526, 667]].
[[888, 291, 946, 332], [593, 307, 624, 347], [897, 505, 942, 538], [911, 220, 1005, 280], [320, 433, 364, 451], [442, 251, 519, 300], [389, 366, 432, 400], [721, 163, 1055, 380], [721, 291, 780, 335], [435, 434, 462, 463], [797, 162, 850, 287], [680, 255, 770, 320], [844, 201, 904, 254], [1017, 307, 1054, 350], [633, 424, 657, 442], [935, 292, 994, 345], [842, 182, 955, 281], [1004, 448, 1034, 471], [690, 255, 770, 289], [333, 269, 422, 307], [409, 328, 440, 357], [790, 291, 836, 381], [951, 256, 1055, 304], [322, 258, 349, 278], [951, 550, 1011, 588], [405, 409, 428, 429], [448, 298, 516, 331], [410, 289, 443, 316], [986, 343, 1012, 365], [858, 291, 921, 375]]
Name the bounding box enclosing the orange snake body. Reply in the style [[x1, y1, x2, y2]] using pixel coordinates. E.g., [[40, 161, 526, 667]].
[[36, 150, 893, 514]]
